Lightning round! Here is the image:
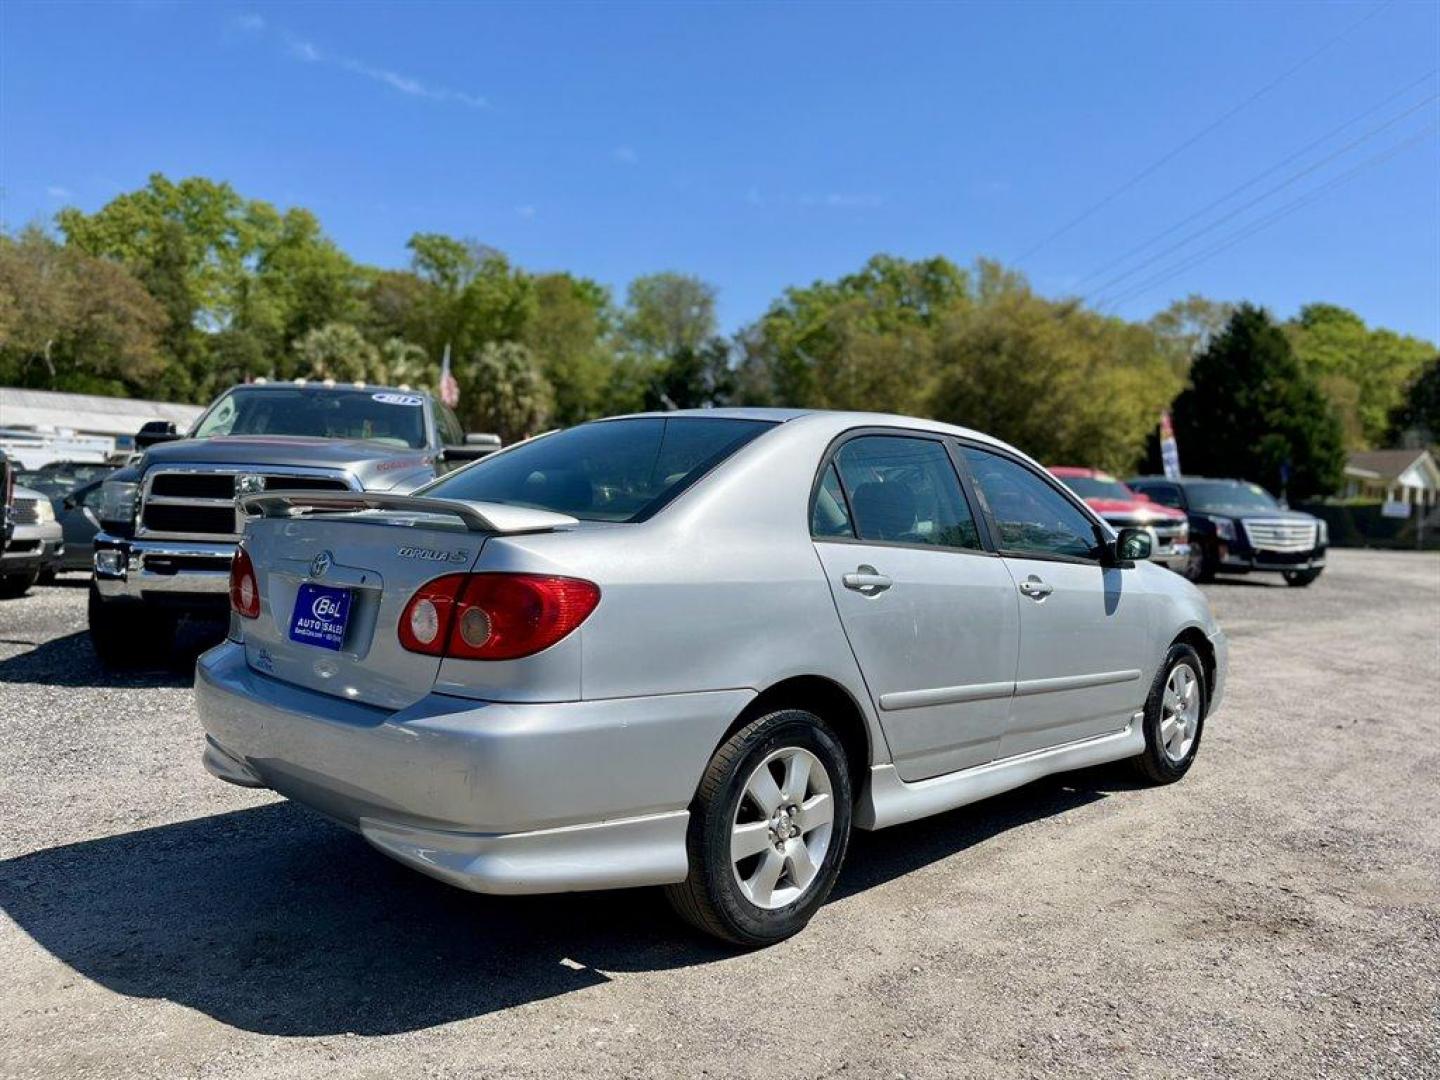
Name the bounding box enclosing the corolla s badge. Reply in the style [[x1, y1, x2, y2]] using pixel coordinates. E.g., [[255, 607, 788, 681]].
[[397, 546, 470, 563], [235, 473, 267, 496], [310, 551, 333, 578]]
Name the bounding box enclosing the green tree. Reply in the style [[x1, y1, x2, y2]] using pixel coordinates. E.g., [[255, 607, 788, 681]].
[[1388, 355, 1440, 447], [1172, 304, 1345, 501], [459, 341, 554, 442], [292, 322, 381, 383], [525, 273, 617, 425], [932, 264, 1176, 472], [1287, 303, 1434, 448], [745, 255, 968, 412], [1148, 294, 1235, 377], [621, 273, 718, 359], [0, 227, 168, 396]]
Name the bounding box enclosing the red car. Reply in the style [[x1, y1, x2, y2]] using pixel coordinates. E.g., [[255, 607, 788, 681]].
[[1048, 467, 1191, 573]]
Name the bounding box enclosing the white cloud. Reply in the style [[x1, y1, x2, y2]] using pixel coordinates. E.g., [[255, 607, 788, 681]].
[[612, 146, 638, 165], [516, 205, 536, 220], [46, 185, 73, 200], [233, 13, 265, 31], [801, 192, 885, 209], [269, 28, 485, 108]]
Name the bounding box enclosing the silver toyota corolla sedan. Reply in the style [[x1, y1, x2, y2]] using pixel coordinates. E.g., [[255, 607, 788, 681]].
[[196, 409, 1227, 946]]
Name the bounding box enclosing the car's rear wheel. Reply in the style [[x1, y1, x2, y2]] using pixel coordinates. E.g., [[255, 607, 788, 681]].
[[1283, 568, 1322, 587], [88, 584, 177, 667], [666, 709, 853, 947], [1130, 643, 1207, 785]]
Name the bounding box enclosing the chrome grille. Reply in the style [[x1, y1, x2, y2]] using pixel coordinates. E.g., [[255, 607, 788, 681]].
[[1241, 518, 1317, 552], [13, 497, 40, 525], [137, 466, 355, 541]]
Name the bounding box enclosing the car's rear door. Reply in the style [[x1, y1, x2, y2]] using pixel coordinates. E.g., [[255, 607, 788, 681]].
[[812, 431, 1020, 782], [960, 446, 1151, 758]]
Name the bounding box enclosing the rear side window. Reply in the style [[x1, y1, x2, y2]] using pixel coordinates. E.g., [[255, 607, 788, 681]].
[[811, 464, 854, 538], [425, 417, 775, 522], [829, 435, 981, 550], [963, 448, 1099, 560]]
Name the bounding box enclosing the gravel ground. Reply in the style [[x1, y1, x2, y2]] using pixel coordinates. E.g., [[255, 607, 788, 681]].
[[1, 550, 1437, 1080]]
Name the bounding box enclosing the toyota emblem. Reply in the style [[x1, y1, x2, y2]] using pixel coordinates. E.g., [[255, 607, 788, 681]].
[[311, 551, 333, 579]]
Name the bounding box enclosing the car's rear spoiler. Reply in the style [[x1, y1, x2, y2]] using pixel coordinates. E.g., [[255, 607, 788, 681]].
[[241, 491, 579, 535]]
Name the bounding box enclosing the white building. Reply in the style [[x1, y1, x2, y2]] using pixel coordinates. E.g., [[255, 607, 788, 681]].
[[1341, 449, 1440, 510], [0, 387, 203, 468]]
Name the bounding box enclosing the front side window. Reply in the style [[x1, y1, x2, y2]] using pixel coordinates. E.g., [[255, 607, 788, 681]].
[[437, 403, 465, 447], [424, 416, 774, 522], [831, 435, 981, 550], [1135, 482, 1184, 509], [192, 388, 429, 449], [963, 448, 1099, 560]]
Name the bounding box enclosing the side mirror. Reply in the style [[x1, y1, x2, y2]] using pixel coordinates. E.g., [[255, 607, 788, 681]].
[[1115, 527, 1153, 565], [135, 420, 179, 449], [443, 434, 502, 463]]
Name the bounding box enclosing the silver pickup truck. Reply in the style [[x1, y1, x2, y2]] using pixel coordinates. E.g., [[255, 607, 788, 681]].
[[90, 380, 498, 665]]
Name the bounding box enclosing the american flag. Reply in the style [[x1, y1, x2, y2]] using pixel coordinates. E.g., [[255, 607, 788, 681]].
[[438, 343, 460, 408]]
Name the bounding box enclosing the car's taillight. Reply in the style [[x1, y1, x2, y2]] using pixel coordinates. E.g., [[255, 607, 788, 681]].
[[229, 546, 261, 619], [398, 573, 600, 660], [397, 573, 467, 655]]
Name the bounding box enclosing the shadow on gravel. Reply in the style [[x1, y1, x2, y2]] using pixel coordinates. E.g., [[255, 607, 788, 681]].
[[0, 621, 224, 688], [0, 776, 1112, 1036]]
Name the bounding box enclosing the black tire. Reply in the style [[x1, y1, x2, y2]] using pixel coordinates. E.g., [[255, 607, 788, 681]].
[[1130, 643, 1207, 785], [88, 583, 177, 668], [37, 569, 56, 586], [1182, 542, 1217, 584], [1283, 568, 1322, 587], [0, 571, 39, 599], [665, 709, 853, 947]]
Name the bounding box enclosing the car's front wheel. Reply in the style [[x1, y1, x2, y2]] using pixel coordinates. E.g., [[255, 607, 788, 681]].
[[0, 571, 39, 599], [666, 709, 853, 947], [1130, 643, 1207, 784]]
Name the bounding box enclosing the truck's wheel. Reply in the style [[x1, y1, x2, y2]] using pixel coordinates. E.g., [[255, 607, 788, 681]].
[[1182, 543, 1216, 583], [666, 709, 853, 947], [1283, 568, 1322, 587], [0, 571, 39, 599], [88, 583, 177, 667]]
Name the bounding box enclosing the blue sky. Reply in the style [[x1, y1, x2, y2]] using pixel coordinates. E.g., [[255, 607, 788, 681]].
[[2, 1, 1437, 341]]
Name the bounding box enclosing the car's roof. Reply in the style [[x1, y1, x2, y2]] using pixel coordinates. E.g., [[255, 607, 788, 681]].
[[1129, 475, 1247, 485], [597, 407, 1014, 451], [223, 381, 433, 398]]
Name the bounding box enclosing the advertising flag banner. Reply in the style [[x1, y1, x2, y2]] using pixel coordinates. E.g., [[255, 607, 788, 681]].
[[1159, 411, 1182, 480], [439, 343, 460, 408]]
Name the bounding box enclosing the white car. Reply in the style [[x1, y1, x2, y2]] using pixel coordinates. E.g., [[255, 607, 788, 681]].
[[196, 410, 1227, 945]]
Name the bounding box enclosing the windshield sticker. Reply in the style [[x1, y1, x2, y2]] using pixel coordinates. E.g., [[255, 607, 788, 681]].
[[372, 393, 424, 407]]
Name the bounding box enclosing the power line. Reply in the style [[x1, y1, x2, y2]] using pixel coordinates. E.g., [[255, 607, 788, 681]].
[[1083, 91, 1438, 302], [1072, 68, 1437, 291], [1012, 0, 1396, 263], [1096, 124, 1437, 312]]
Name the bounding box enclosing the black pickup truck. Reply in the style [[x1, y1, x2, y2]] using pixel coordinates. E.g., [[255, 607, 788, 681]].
[[1127, 475, 1327, 587]]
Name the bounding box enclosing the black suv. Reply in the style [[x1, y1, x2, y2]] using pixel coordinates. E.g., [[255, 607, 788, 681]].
[[1127, 476, 1327, 587]]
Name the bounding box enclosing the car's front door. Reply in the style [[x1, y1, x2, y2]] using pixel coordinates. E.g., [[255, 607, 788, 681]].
[[812, 433, 1020, 782], [960, 447, 1152, 759]]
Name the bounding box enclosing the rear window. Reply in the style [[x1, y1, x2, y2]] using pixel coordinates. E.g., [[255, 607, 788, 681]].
[[423, 416, 776, 522]]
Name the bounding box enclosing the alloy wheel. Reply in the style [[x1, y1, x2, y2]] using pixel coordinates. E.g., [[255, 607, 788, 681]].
[[730, 747, 835, 910]]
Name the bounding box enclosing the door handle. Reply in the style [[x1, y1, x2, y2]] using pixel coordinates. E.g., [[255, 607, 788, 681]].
[[843, 565, 892, 595], [1019, 576, 1053, 599]]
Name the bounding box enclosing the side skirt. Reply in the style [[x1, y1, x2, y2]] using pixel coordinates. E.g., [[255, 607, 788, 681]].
[[855, 714, 1145, 830]]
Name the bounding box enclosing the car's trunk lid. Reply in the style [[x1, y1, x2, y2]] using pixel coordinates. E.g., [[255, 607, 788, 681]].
[[237, 494, 578, 710]]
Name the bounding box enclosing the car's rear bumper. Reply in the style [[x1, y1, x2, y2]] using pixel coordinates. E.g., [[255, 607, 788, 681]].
[[195, 641, 753, 894]]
